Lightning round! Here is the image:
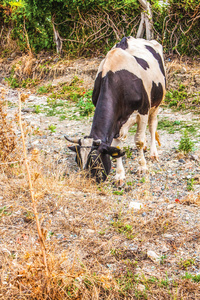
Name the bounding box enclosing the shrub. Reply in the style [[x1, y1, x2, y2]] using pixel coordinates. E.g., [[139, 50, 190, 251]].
[[178, 130, 194, 154]]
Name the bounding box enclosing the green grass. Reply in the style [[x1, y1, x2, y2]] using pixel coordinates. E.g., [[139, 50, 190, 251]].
[[183, 272, 200, 283], [164, 84, 200, 113], [157, 118, 199, 136]]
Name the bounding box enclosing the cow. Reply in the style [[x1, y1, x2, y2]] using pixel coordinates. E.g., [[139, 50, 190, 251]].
[[65, 36, 166, 184]]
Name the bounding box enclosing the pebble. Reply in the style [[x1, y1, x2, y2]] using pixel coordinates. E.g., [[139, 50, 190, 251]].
[[163, 234, 174, 239], [129, 202, 143, 210], [137, 284, 146, 292], [86, 229, 95, 234], [167, 204, 175, 209], [147, 250, 160, 263], [178, 159, 186, 163]]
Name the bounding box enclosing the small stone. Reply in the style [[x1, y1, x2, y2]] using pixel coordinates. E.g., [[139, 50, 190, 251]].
[[129, 202, 144, 210], [190, 155, 199, 161], [167, 204, 175, 209], [22, 107, 36, 113], [147, 250, 160, 263], [137, 284, 146, 292], [164, 234, 174, 239], [162, 245, 169, 252], [142, 212, 146, 217], [178, 159, 186, 163], [86, 229, 95, 234]]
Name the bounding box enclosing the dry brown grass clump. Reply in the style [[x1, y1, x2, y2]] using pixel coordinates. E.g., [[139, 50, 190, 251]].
[[0, 88, 16, 161], [181, 192, 200, 206]]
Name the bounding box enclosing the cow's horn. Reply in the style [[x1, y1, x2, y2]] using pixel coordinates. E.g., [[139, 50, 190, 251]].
[[64, 135, 81, 144], [93, 139, 102, 146]]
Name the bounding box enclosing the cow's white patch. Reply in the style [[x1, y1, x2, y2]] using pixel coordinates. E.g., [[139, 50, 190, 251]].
[[80, 138, 93, 169], [111, 139, 125, 181], [101, 37, 165, 105]]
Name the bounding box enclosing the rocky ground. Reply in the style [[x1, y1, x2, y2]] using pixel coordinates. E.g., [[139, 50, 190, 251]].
[[0, 56, 200, 299]]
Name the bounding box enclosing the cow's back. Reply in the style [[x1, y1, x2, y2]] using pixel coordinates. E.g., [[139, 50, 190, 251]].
[[93, 37, 166, 109]]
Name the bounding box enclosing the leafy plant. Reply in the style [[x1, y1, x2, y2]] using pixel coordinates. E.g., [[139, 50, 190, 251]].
[[179, 258, 195, 270], [34, 105, 41, 114], [76, 91, 94, 117], [187, 178, 194, 191], [48, 124, 56, 133], [178, 130, 194, 154], [123, 146, 132, 158]]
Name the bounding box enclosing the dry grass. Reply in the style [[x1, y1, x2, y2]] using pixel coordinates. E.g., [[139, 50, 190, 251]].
[[0, 88, 17, 161], [0, 92, 200, 299], [1, 154, 200, 299]]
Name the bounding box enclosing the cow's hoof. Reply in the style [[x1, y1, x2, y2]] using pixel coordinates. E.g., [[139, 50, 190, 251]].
[[151, 155, 159, 161], [138, 166, 147, 177], [115, 179, 125, 188]]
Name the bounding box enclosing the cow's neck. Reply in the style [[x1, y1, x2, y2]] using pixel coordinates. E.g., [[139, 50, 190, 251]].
[[89, 96, 119, 145]]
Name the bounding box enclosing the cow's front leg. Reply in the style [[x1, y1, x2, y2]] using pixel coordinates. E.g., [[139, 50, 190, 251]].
[[112, 138, 125, 185], [135, 114, 148, 174], [148, 107, 159, 160]]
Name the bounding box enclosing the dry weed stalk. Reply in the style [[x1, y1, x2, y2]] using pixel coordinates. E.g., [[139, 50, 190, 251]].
[[18, 92, 49, 276]]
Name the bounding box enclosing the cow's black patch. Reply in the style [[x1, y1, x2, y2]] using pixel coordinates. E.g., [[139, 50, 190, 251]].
[[116, 37, 128, 50], [92, 71, 102, 107], [145, 45, 165, 77], [90, 69, 150, 144], [151, 81, 163, 107], [134, 56, 149, 70]]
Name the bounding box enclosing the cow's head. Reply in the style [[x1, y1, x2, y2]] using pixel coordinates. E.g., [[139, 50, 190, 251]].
[[65, 136, 125, 183]]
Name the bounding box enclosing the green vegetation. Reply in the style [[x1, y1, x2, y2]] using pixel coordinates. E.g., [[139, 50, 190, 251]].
[[0, 0, 199, 56], [160, 255, 167, 265], [25, 77, 94, 120], [123, 146, 132, 158], [186, 178, 195, 191], [183, 272, 200, 283], [178, 130, 194, 153], [157, 118, 199, 135], [165, 84, 188, 108], [48, 124, 56, 133], [178, 258, 195, 270], [113, 190, 124, 196], [37, 84, 54, 95], [76, 91, 94, 117], [111, 218, 134, 239]]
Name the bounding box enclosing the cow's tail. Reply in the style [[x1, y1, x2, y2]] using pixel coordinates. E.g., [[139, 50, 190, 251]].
[[155, 131, 161, 146]]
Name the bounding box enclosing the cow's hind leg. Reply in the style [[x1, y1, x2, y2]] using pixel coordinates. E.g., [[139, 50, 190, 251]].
[[135, 113, 148, 173], [148, 106, 160, 160], [112, 138, 125, 185]]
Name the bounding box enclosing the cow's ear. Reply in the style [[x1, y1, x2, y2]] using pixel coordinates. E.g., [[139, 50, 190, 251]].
[[105, 146, 125, 158], [68, 145, 79, 152]]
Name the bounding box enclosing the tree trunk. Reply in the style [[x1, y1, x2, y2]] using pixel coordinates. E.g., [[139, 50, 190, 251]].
[[136, 0, 153, 40], [52, 20, 62, 54]]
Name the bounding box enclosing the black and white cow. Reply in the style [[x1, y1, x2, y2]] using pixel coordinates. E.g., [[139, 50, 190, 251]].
[[65, 36, 166, 183]]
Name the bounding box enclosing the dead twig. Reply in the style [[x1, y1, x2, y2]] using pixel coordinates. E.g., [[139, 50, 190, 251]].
[[18, 92, 49, 276]]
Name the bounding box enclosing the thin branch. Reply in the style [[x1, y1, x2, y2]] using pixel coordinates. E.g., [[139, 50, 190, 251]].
[[23, 18, 32, 55], [18, 92, 48, 276]]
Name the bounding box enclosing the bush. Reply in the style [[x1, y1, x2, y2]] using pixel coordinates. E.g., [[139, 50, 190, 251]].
[[0, 0, 199, 56]]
